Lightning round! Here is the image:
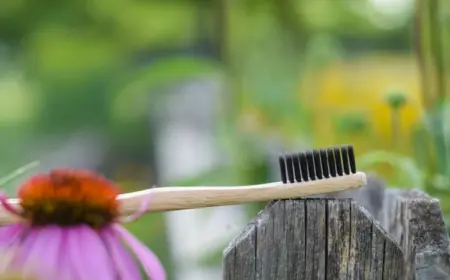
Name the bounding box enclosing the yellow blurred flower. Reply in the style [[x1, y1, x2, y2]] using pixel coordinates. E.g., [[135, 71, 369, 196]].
[[302, 53, 422, 154], [238, 53, 423, 155]]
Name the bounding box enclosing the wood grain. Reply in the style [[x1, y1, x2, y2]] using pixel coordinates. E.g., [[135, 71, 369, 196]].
[[326, 176, 450, 279], [223, 198, 403, 279]]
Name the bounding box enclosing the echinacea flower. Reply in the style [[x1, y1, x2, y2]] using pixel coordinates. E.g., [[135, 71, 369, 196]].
[[0, 169, 166, 280]]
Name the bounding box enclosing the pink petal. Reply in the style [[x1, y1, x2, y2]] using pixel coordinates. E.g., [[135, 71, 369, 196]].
[[119, 196, 151, 223], [66, 225, 117, 280], [58, 230, 78, 280], [100, 227, 142, 280], [16, 226, 64, 279], [0, 224, 24, 246], [113, 224, 166, 280]]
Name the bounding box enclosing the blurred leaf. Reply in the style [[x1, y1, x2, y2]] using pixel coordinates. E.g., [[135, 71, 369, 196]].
[[89, 1, 197, 49], [0, 161, 39, 186], [0, 74, 39, 124], [358, 150, 424, 188], [110, 56, 223, 122], [411, 125, 433, 172], [25, 26, 123, 81], [422, 103, 450, 176], [0, 130, 40, 190]]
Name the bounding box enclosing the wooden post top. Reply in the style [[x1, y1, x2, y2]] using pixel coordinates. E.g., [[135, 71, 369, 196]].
[[223, 175, 450, 279], [223, 198, 403, 279]]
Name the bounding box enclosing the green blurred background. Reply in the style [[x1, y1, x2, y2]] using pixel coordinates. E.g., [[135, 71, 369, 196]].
[[0, 0, 449, 279]]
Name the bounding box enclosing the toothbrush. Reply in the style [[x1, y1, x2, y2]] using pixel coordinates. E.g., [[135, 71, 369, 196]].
[[0, 145, 366, 224], [120, 145, 366, 214]]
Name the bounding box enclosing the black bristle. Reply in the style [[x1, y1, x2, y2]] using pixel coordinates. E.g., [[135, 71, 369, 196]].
[[293, 155, 302, 182], [327, 148, 336, 177], [341, 145, 350, 175], [333, 147, 343, 176], [279, 144, 357, 184], [279, 156, 287, 183], [305, 151, 316, 180], [299, 153, 309, 181], [320, 149, 329, 178], [348, 145, 356, 173], [286, 155, 295, 183], [313, 150, 322, 179]]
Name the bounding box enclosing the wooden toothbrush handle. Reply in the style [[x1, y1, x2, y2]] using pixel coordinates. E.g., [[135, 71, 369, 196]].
[[118, 172, 367, 214]]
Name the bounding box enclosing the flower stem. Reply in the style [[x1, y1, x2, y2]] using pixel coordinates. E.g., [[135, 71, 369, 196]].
[[0, 161, 40, 186]]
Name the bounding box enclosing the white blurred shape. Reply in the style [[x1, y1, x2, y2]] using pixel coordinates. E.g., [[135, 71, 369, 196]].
[[369, 0, 411, 15], [155, 77, 247, 280]]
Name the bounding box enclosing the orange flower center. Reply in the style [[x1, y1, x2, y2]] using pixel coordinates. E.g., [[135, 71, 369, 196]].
[[18, 169, 121, 228]]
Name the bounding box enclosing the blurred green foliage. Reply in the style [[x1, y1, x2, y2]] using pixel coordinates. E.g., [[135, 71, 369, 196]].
[[357, 0, 450, 228]]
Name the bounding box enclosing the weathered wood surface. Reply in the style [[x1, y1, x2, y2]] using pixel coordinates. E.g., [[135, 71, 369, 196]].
[[383, 189, 450, 279], [222, 198, 403, 279], [314, 175, 450, 279], [223, 175, 450, 279]]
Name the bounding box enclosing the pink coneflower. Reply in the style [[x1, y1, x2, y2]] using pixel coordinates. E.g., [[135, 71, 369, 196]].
[[0, 169, 166, 280]]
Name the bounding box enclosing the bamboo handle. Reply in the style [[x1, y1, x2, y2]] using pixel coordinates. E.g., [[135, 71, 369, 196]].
[[119, 172, 367, 215], [0, 172, 366, 225]]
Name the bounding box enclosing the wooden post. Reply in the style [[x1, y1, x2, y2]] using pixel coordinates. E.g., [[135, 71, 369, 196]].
[[222, 198, 403, 279], [382, 189, 450, 279], [327, 175, 450, 279], [223, 175, 450, 279]]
